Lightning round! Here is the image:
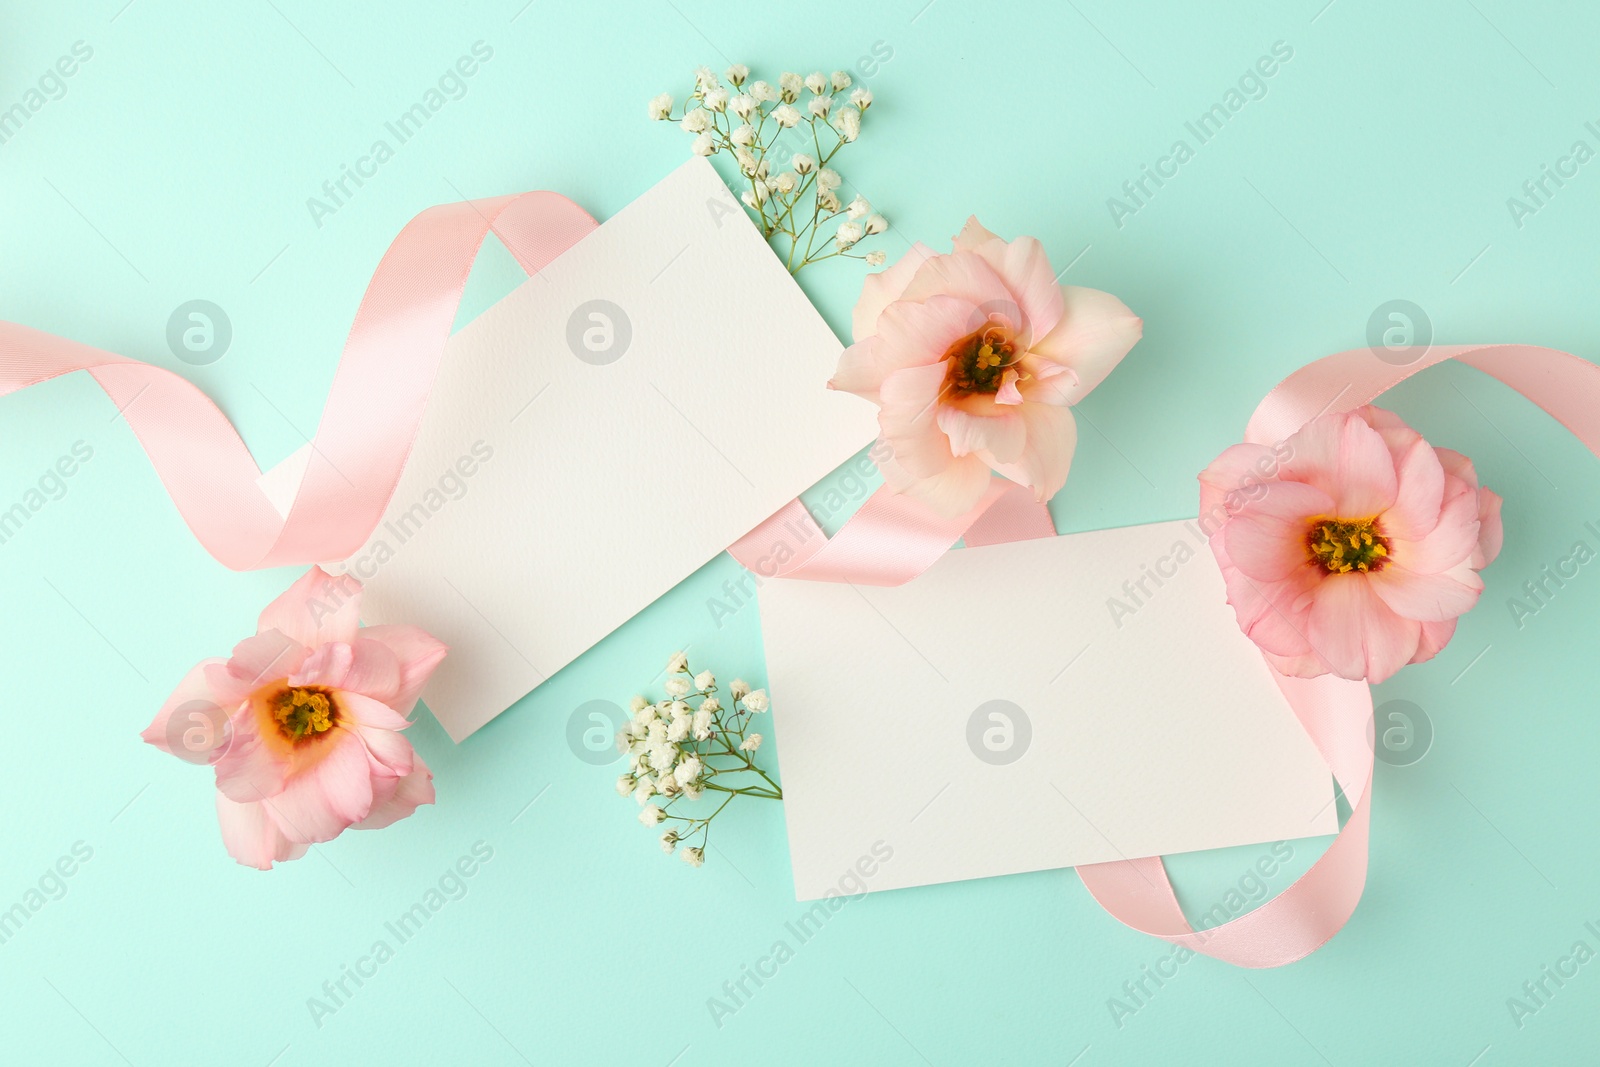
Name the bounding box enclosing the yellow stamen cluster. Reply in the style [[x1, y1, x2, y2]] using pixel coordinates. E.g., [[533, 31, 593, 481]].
[[1307, 518, 1390, 574], [273, 687, 336, 743], [944, 326, 1017, 396]]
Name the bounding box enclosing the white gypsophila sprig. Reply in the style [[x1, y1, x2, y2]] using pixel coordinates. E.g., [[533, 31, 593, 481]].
[[647, 63, 890, 274], [612, 651, 781, 869]]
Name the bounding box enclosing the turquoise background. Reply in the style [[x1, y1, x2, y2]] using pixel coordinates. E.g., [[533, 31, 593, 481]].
[[2, 0, 1598, 1062]]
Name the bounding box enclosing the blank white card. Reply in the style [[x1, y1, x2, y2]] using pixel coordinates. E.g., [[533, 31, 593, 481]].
[[758, 519, 1337, 900]]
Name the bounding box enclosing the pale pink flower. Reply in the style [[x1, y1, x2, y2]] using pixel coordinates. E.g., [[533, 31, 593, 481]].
[[1198, 405, 1503, 683], [830, 218, 1141, 516], [142, 567, 446, 869]]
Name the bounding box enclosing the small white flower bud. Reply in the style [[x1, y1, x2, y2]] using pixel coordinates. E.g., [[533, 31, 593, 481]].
[[778, 72, 803, 102], [835, 222, 864, 249], [831, 70, 852, 91], [808, 94, 832, 119], [725, 63, 749, 86], [804, 71, 828, 95], [850, 87, 873, 110], [866, 250, 887, 266], [648, 93, 674, 120], [791, 152, 815, 174], [773, 104, 801, 128]]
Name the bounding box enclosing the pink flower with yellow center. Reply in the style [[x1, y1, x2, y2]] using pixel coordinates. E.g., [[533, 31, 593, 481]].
[[830, 217, 1142, 516], [142, 566, 446, 869], [1199, 405, 1503, 683]]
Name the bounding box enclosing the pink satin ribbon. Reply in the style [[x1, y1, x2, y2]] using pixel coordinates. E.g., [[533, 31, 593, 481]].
[[1, 191, 598, 570], [7, 181, 1598, 966], [740, 343, 1600, 967]]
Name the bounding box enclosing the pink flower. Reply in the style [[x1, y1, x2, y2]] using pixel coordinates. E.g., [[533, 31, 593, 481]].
[[830, 217, 1141, 516], [142, 567, 446, 869], [1199, 405, 1503, 683]]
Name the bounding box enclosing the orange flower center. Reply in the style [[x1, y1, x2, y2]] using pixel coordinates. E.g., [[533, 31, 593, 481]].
[[1306, 517, 1390, 574], [272, 686, 338, 744], [943, 324, 1018, 397]]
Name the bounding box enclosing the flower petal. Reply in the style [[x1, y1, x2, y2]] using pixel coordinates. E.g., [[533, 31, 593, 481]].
[[1379, 435, 1446, 543], [210, 629, 305, 705], [1222, 481, 1337, 582], [987, 403, 1077, 502], [1027, 285, 1142, 405], [142, 658, 228, 761], [213, 704, 291, 803], [354, 626, 448, 715], [1368, 560, 1482, 623], [257, 566, 363, 649], [1306, 575, 1421, 683], [898, 251, 1018, 329], [936, 406, 1026, 463], [289, 641, 354, 689], [333, 638, 404, 704], [215, 793, 308, 870], [851, 242, 936, 343], [262, 731, 374, 844], [881, 448, 992, 518], [879, 361, 958, 479], [353, 756, 435, 831], [1280, 411, 1399, 517]]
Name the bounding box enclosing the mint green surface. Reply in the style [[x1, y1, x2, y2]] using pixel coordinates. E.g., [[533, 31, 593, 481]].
[[2, 1, 1597, 1063]]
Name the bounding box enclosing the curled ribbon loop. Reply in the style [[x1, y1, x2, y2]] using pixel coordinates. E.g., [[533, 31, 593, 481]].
[[0, 191, 598, 571], [1079, 344, 1600, 967]]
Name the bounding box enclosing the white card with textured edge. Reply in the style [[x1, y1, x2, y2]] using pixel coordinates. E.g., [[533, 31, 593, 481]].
[[262, 158, 877, 740], [758, 519, 1337, 900]]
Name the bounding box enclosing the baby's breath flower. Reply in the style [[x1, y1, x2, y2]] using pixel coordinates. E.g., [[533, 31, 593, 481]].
[[699, 695, 721, 714], [629, 694, 649, 713], [691, 708, 714, 741], [740, 733, 763, 752], [633, 777, 655, 804], [729, 679, 750, 700], [865, 214, 888, 235], [681, 846, 705, 868], [846, 195, 871, 220], [743, 689, 769, 712], [616, 774, 635, 796], [660, 830, 680, 854], [832, 106, 861, 142], [651, 63, 892, 277], [665, 677, 691, 697], [694, 670, 715, 691], [667, 651, 689, 674], [866, 250, 887, 266], [640, 805, 665, 827], [673, 756, 703, 786], [667, 717, 690, 743]]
